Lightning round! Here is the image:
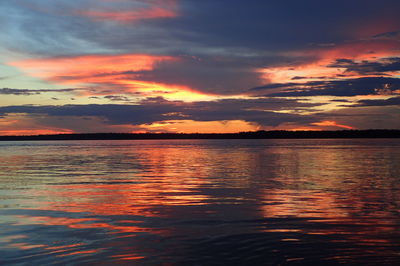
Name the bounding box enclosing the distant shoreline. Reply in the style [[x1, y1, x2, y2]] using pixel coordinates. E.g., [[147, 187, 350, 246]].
[[0, 130, 399, 141]]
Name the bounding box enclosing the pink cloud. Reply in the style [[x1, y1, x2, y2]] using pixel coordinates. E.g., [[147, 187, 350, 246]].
[[75, 0, 179, 23]]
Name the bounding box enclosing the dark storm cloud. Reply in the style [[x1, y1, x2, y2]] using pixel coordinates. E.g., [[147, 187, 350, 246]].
[[183, 98, 319, 126], [327, 58, 400, 76], [0, 97, 321, 127], [350, 97, 400, 107], [131, 55, 277, 94], [255, 77, 400, 97], [0, 104, 178, 125], [167, 0, 400, 52]]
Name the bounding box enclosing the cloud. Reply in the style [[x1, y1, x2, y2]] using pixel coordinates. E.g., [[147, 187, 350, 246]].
[[0, 97, 321, 129], [74, 0, 179, 24], [9, 54, 172, 82], [103, 95, 131, 102], [9, 52, 296, 97], [255, 77, 400, 97], [327, 57, 400, 76], [8, 54, 218, 101], [3, 0, 400, 58], [168, 0, 400, 54], [351, 96, 400, 107], [130, 55, 277, 95], [315, 105, 400, 129], [0, 88, 78, 95], [0, 104, 177, 125], [1, 0, 400, 132], [0, 112, 145, 135], [372, 30, 400, 40], [311, 120, 355, 130]]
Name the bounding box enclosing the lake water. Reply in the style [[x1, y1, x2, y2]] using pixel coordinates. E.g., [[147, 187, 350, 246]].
[[1, 139, 400, 265]]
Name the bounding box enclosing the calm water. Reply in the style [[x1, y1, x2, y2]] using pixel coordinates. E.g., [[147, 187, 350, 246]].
[[1, 139, 400, 265]]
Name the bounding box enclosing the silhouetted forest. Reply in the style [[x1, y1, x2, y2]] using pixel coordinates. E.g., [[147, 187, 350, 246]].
[[0, 130, 399, 141]]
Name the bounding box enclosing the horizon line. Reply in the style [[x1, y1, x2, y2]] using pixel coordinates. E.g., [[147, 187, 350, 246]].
[[1, 129, 399, 140]]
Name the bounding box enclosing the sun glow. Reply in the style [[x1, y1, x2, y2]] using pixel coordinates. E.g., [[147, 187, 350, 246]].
[[139, 119, 260, 133]]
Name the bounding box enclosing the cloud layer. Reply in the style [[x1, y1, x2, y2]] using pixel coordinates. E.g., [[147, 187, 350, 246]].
[[0, 0, 400, 134]]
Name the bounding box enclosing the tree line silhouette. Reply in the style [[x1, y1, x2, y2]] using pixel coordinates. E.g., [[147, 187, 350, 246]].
[[0, 130, 399, 141]]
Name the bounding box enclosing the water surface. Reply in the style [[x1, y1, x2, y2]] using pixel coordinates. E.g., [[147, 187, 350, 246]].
[[1, 139, 400, 265]]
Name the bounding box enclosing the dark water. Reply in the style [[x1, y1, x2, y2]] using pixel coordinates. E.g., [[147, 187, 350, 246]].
[[1, 139, 399, 265]]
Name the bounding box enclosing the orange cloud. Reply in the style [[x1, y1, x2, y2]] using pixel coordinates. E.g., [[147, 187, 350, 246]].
[[261, 40, 400, 84], [311, 120, 355, 130], [10, 54, 171, 81], [317, 40, 400, 63], [9, 54, 215, 101]]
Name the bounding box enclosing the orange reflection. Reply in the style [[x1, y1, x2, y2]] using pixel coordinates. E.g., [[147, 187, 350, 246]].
[[3, 139, 399, 262], [10, 213, 164, 246], [8, 243, 46, 250], [111, 254, 145, 261], [259, 142, 399, 245], [42, 181, 210, 217], [56, 249, 102, 257], [44, 243, 83, 250], [0, 143, 219, 261], [261, 189, 349, 219], [12, 143, 215, 237]]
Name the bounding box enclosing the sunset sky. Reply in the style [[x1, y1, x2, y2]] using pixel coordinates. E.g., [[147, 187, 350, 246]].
[[1, 0, 399, 135]]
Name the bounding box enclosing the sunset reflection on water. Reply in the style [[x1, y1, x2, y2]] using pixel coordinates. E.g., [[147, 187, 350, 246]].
[[1, 139, 400, 264]]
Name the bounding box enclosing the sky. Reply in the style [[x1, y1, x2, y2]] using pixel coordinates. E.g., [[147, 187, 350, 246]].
[[0, 0, 399, 135]]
